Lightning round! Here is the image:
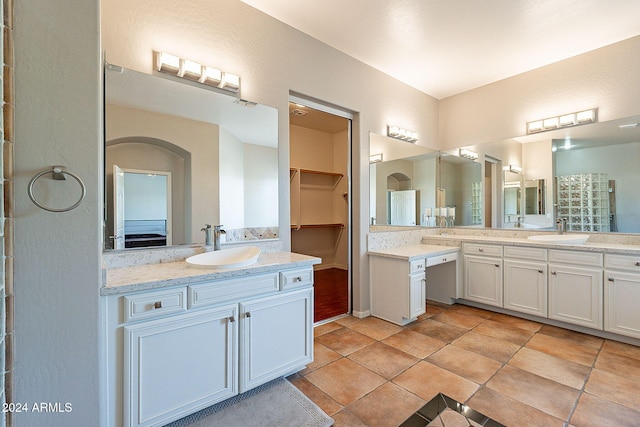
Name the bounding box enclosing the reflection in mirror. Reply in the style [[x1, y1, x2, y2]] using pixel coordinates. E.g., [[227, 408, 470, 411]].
[[503, 170, 521, 225], [369, 133, 438, 226], [439, 154, 482, 226], [105, 66, 279, 250], [524, 179, 546, 215]]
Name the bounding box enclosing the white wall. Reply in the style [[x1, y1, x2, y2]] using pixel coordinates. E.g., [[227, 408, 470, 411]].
[[440, 35, 640, 149], [14, 1, 102, 426]]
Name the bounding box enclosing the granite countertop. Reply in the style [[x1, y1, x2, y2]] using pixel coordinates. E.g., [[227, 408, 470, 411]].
[[421, 234, 640, 255], [101, 251, 321, 296], [368, 244, 460, 261]]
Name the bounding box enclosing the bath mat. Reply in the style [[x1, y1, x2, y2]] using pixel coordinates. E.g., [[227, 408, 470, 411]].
[[164, 377, 334, 427]]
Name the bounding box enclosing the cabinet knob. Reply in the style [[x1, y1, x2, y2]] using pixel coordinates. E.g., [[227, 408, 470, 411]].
[[635, 262, 640, 267], [153, 301, 162, 309], [417, 264, 424, 269], [608, 277, 615, 282], [494, 264, 500, 267], [245, 312, 252, 318], [538, 270, 543, 273], [293, 276, 303, 282], [443, 258, 447, 262], [479, 248, 484, 252], [228, 315, 235, 323], [551, 271, 557, 275]]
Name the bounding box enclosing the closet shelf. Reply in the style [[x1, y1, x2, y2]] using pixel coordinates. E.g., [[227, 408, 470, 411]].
[[291, 223, 345, 230]]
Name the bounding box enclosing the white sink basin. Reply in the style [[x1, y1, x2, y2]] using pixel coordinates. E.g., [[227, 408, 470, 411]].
[[186, 246, 261, 268], [527, 234, 590, 244]]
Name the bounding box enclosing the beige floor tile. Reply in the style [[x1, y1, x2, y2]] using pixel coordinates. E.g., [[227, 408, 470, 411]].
[[508, 347, 590, 389], [382, 329, 447, 359], [431, 310, 487, 330], [409, 318, 468, 342], [314, 321, 343, 337], [348, 316, 403, 340], [595, 349, 640, 382], [486, 365, 579, 420], [304, 358, 387, 406], [346, 382, 426, 427], [526, 333, 599, 366], [446, 303, 494, 319], [331, 408, 368, 427], [348, 341, 419, 379], [473, 319, 535, 346], [299, 342, 342, 375], [601, 339, 640, 361], [288, 376, 343, 416], [315, 327, 376, 356], [453, 330, 521, 363], [585, 368, 640, 410], [570, 392, 640, 427], [537, 324, 604, 349], [427, 344, 502, 384], [393, 361, 479, 404], [333, 315, 362, 328], [488, 312, 543, 333], [418, 303, 446, 320], [467, 387, 566, 427]]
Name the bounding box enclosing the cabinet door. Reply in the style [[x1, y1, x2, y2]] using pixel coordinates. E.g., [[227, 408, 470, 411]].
[[549, 264, 603, 329], [239, 288, 313, 392], [464, 255, 503, 307], [604, 270, 640, 339], [409, 273, 426, 319], [124, 305, 238, 427], [504, 259, 547, 317]]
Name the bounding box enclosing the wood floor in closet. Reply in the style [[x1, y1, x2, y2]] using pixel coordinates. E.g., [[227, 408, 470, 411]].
[[314, 268, 348, 323]]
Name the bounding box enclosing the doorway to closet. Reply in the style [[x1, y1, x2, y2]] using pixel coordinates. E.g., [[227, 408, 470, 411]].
[[289, 99, 351, 323]]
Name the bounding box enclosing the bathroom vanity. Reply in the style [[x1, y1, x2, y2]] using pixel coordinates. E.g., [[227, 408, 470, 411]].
[[101, 250, 319, 427], [368, 244, 459, 325]]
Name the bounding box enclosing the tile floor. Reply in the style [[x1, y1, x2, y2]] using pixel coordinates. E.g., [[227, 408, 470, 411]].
[[289, 301, 640, 427]]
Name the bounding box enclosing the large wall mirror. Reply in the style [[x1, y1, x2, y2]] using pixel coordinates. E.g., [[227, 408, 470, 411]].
[[105, 66, 279, 250], [370, 113, 640, 234]]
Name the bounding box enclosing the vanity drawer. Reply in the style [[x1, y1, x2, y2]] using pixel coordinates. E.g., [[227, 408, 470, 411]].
[[463, 243, 503, 257], [280, 268, 314, 290], [123, 287, 187, 323], [549, 249, 603, 267], [605, 254, 640, 271], [504, 245, 547, 262], [410, 259, 427, 274], [188, 273, 279, 309], [427, 252, 457, 267]]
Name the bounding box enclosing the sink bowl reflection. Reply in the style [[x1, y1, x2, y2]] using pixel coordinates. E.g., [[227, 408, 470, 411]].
[[186, 246, 261, 268], [527, 234, 590, 244]]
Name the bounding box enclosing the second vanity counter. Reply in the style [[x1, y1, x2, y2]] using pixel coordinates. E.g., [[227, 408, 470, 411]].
[[102, 251, 320, 295]]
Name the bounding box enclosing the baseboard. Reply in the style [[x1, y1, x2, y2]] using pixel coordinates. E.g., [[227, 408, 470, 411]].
[[351, 309, 370, 319], [314, 263, 348, 271]]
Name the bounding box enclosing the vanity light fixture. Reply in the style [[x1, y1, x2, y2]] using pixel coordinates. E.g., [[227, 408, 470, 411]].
[[369, 153, 383, 163], [387, 125, 418, 143], [459, 148, 478, 160], [526, 108, 597, 134], [619, 123, 639, 129], [503, 165, 522, 174], [154, 51, 241, 94]]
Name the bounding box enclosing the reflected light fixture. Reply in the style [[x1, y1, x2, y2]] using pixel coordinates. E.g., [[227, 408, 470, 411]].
[[527, 108, 597, 134], [154, 51, 241, 94], [387, 125, 418, 143], [369, 153, 383, 163], [459, 148, 478, 160]]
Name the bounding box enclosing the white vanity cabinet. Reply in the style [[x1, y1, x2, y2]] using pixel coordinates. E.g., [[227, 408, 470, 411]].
[[503, 246, 548, 317], [604, 254, 640, 339], [548, 250, 603, 329], [106, 266, 315, 427], [463, 243, 503, 307], [370, 255, 426, 325]]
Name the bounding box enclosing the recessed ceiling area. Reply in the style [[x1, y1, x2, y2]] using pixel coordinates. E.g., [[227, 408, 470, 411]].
[[241, 0, 640, 99]]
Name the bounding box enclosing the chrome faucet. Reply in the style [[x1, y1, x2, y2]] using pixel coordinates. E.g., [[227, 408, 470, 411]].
[[201, 224, 213, 246], [213, 225, 226, 250], [556, 218, 567, 234]]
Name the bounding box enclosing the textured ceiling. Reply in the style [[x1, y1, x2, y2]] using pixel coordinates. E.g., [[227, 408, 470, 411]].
[[241, 0, 640, 99]]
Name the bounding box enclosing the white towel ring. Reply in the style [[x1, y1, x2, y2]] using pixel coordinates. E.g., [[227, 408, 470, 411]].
[[28, 166, 87, 212]]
